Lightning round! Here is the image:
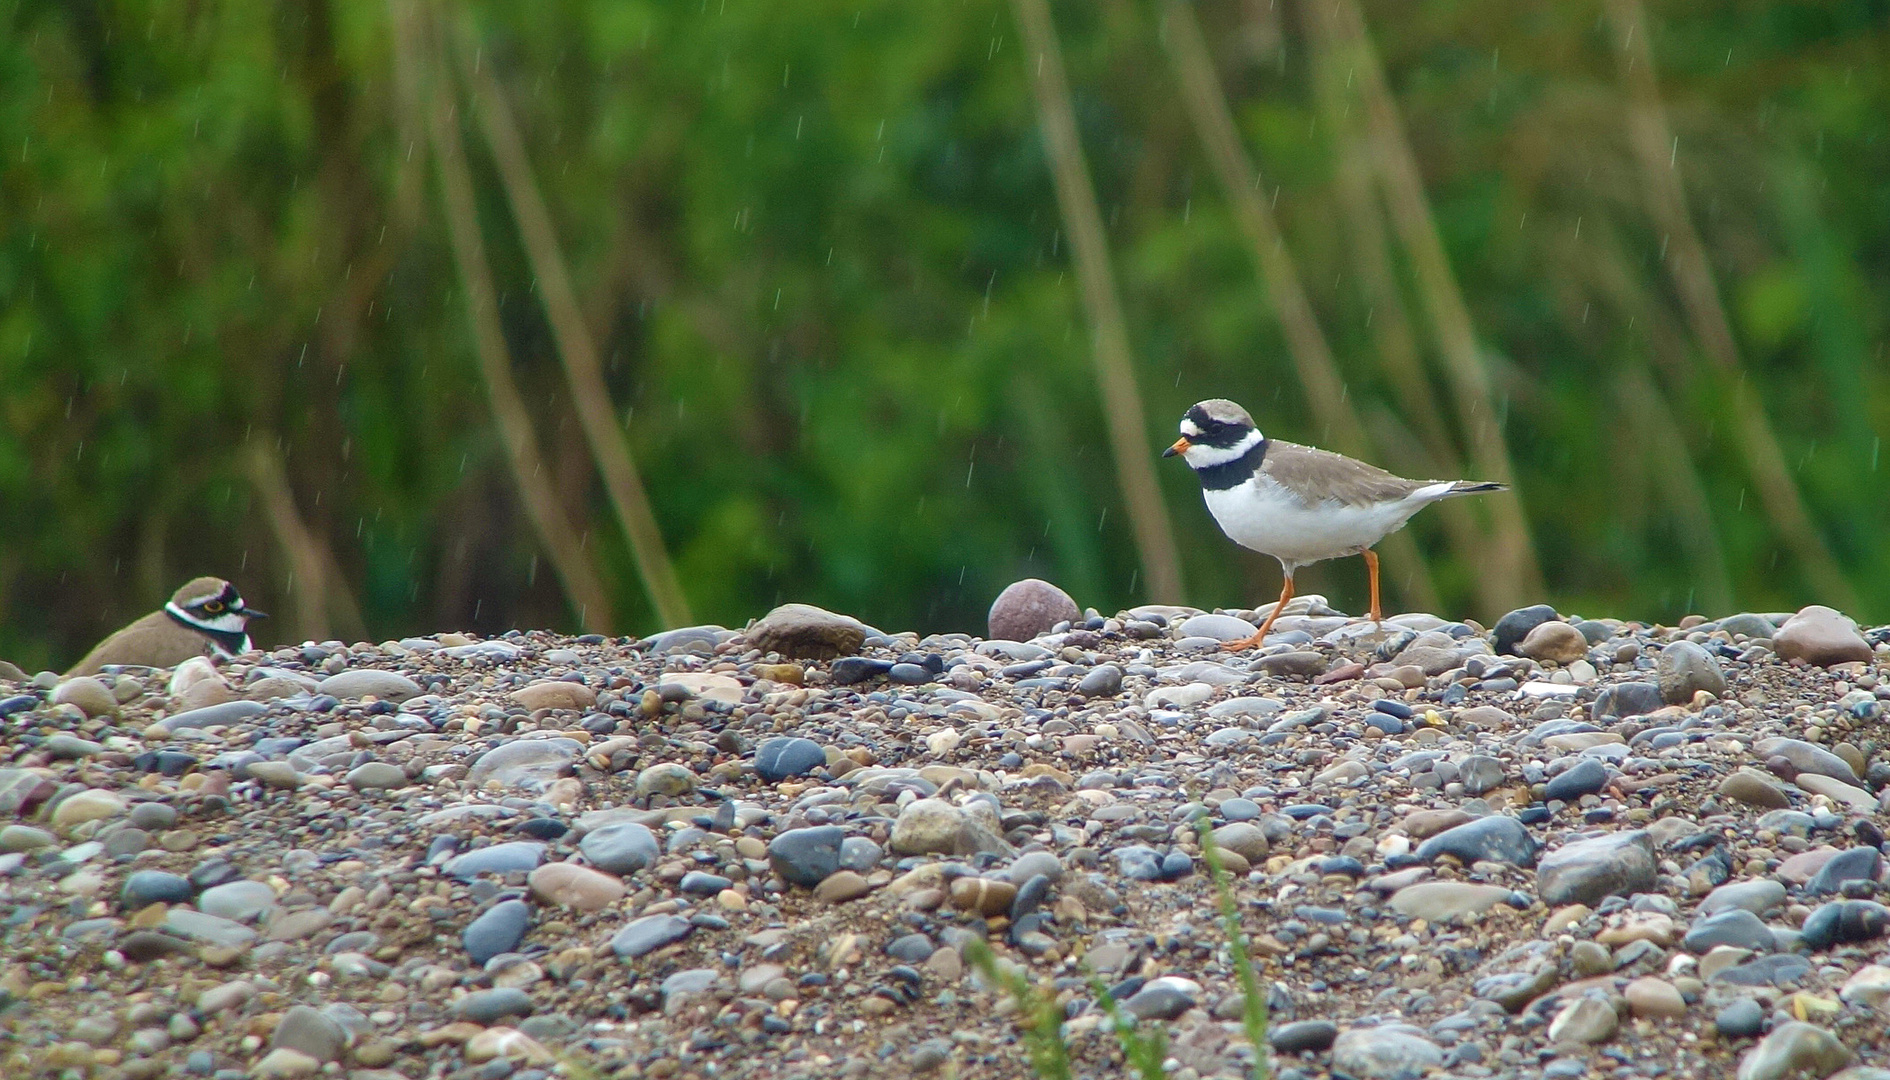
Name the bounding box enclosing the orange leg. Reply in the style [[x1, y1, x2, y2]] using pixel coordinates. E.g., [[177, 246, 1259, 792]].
[[1363, 548, 1382, 624], [1223, 573, 1294, 651]]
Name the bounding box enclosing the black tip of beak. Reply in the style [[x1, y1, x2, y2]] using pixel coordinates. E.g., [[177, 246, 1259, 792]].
[[1161, 446, 1179, 458], [245, 609, 269, 621]]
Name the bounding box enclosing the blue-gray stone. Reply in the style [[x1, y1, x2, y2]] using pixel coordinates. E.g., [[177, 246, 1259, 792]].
[[1592, 682, 1664, 721], [1711, 953, 1810, 987], [453, 986, 534, 1023], [1798, 900, 1890, 950], [1219, 797, 1262, 821], [830, 658, 893, 685], [1115, 845, 1166, 881], [642, 627, 722, 656], [677, 871, 732, 896], [1159, 850, 1194, 880], [464, 899, 531, 964], [579, 822, 659, 876], [1684, 909, 1776, 953], [1536, 829, 1655, 906], [1715, 997, 1765, 1038], [886, 932, 935, 963], [888, 663, 931, 685], [1415, 816, 1538, 867], [1076, 665, 1123, 697], [1494, 605, 1559, 655], [157, 700, 267, 734], [1804, 848, 1882, 896], [444, 841, 546, 880], [120, 870, 193, 909], [1123, 981, 1195, 1021], [1545, 759, 1610, 802], [768, 826, 845, 887], [1269, 1020, 1339, 1054], [1011, 874, 1050, 920], [755, 737, 827, 782], [659, 968, 719, 1001], [610, 914, 693, 958], [838, 836, 882, 872]]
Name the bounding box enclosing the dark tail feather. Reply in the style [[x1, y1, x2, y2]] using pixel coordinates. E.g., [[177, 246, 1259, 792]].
[[1445, 480, 1507, 495]]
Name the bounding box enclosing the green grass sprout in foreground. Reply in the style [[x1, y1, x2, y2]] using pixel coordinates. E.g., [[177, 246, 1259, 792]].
[[1198, 816, 1272, 1080], [965, 825, 1273, 1079]]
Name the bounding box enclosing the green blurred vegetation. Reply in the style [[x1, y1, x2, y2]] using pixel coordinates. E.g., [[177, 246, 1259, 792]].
[[2, 0, 1886, 672]]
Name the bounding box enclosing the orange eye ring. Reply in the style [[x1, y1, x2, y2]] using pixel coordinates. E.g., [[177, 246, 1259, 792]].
[[202, 600, 225, 614]]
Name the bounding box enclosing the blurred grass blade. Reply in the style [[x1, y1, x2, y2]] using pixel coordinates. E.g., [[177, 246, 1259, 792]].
[[1011, 0, 1185, 604], [1198, 818, 1271, 1079], [454, 26, 694, 631], [246, 437, 368, 644], [1303, 2, 1494, 590], [1318, 0, 1543, 612], [406, 0, 616, 633], [1604, 0, 1856, 612], [1160, 0, 1439, 615]]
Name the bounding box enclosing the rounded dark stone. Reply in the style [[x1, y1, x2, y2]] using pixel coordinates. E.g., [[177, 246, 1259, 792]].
[[754, 737, 827, 782], [1804, 848, 1882, 896], [120, 871, 194, 909], [1414, 816, 1539, 868], [886, 932, 935, 963], [1593, 682, 1665, 721], [1493, 605, 1559, 655], [464, 899, 531, 965], [1714, 997, 1765, 1038], [1799, 900, 1890, 950], [1076, 665, 1123, 697], [829, 658, 893, 685], [1683, 909, 1776, 953], [887, 663, 932, 685], [1011, 874, 1051, 920], [767, 826, 846, 887], [1545, 759, 1610, 803], [1269, 1020, 1339, 1054]]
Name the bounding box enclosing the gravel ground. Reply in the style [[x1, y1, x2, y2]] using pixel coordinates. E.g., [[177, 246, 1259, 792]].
[[3, 591, 1890, 1080]]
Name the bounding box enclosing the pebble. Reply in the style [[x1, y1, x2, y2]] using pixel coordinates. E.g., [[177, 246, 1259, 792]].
[[270, 1005, 348, 1063], [1736, 1021, 1853, 1080], [747, 603, 868, 659], [754, 737, 827, 782], [1536, 829, 1656, 906], [987, 579, 1080, 641], [1330, 1025, 1445, 1079], [1716, 997, 1766, 1038], [1414, 815, 1538, 867], [528, 863, 626, 912], [51, 676, 117, 717], [609, 914, 692, 958], [1657, 639, 1728, 703], [768, 825, 845, 886], [1520, 621, 1588, 665], [1772, 605, 1871, 666], [467, 739, 581, 792], [568, 817, 659, 875], [1494, 605, 1559, 655], [1547, 995, 1617, 1044], [315, 669, 422, 702]]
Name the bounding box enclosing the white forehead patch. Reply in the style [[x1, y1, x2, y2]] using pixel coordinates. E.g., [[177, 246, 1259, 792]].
[[1180, 418, 1203, 437]]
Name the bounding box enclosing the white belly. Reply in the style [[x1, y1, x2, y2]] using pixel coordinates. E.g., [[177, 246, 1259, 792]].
[[1203, 478, 1432, 570]]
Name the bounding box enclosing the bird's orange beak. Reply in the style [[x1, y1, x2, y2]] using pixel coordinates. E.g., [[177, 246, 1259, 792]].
[[1163, 436, 1191, 458]]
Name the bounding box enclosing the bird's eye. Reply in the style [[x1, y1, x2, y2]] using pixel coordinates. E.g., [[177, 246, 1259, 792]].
[[202, 600, 224, 614]]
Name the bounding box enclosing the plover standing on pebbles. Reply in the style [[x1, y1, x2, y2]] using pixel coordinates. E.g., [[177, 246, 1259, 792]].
[[1164, 398, 1507, 650]]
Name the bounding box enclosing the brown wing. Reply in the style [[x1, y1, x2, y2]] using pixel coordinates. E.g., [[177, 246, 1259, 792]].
[[1261, 442, 1433, 508]]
